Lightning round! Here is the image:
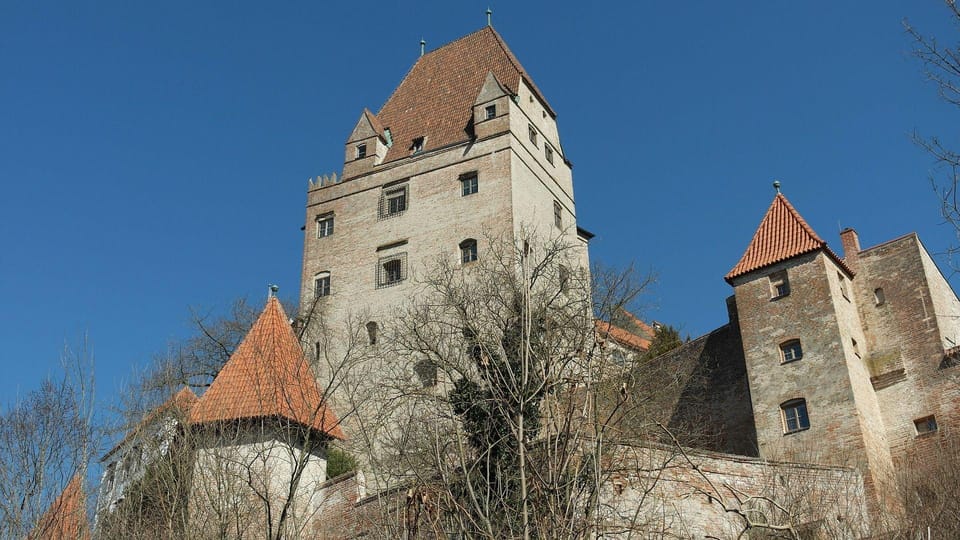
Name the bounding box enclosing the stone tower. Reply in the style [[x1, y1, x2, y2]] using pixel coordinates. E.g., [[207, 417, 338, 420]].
[[724, 192, 897, 501], [297, 27, 589, 480]]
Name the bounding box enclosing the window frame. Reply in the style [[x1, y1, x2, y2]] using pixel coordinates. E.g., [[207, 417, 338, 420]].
[[376, 252, 408, 288], [545, 144, 554, 165], [314, 272, 331, 298], [553, 200, 563, 229], [460, 172, 479, 196], [484, 104, 496, 120], [379, 184, 409, 220], [528, 124, 538, 146], [780, 339, 803, 363], [914, 415, 938, 436], [356, 143, 367, 159], [780, 398, 810, 434], [460, 239, 478, 264], [769, 270, 790, 299], [411, 137, 424, 154], [316, 214, 334, 238]]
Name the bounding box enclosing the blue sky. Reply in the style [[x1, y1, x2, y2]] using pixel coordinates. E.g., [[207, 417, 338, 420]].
[[2, 2, 959, 411]]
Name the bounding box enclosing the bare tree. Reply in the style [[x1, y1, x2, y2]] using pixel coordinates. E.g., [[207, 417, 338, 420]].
[[0, 343, 97, 539], [906, 2, 960, 258]]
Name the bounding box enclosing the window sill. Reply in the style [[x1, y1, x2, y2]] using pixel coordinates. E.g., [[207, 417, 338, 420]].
[[783, 427, 810, 436]]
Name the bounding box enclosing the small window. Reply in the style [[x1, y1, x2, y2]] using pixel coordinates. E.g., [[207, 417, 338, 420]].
[[852, 338, 861, 359], [314, 341, 321, 362], [559, 265, 570, 292], [838, 272, 849, 301], [314, 272, 331, 298], [553, 201, 562, 229], [874, 287, 885, 306], [356, 144, 367, 159], [484, 104, 496, 120], [914, 415, 938, 435], [781, 399, 810, 434], [528, 124, 538, 146], [460, 172, 478, 196], [414, 358, 438, 388], [780, 340, 803, 363], [316, 214, 334, 238], [379, 185, 408, 219], [769, 270, 790, 299], [545, 144, 554, 165], [460, 239, 478, 264], [411, 137, 424, 154], [377, 253, 407, 288], [366, 322, 378, 345]]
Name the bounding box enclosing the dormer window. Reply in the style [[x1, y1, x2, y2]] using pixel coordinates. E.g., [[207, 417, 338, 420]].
[[485, 104, 496, 120], [356, 144, 367, 159], [412, 137, 424, 154]]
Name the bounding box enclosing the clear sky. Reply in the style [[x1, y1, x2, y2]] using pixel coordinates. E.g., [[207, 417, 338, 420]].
[[2, 2, 959, 412]]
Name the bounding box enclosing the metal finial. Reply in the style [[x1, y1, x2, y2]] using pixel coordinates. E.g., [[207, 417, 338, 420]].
[[772, 180, 781, 194], [268, 284, 279, 297], [419, 39, 426, 57], [486, 7, 492, 27]]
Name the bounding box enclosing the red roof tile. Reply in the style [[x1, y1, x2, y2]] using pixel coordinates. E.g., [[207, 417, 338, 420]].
[[29, 474, 89, 540], [725, 193, 852, 282], [595, 320, 651, 352], [189, 297, 344, 439], [375, 26, 551, 164]]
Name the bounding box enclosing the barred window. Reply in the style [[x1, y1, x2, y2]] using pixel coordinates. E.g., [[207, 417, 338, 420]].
[[781, 399, 810, 434], [376, 252, 407, 288], [379, 185, 408, 219]]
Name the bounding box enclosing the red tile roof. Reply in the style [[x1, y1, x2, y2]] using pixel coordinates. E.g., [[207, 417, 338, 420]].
[[595, 320, 651, 352], [189, 297, 344, 439], [375, 26, 552, 164], [725, 193, 852, 282], [29, 474, 89, 540]]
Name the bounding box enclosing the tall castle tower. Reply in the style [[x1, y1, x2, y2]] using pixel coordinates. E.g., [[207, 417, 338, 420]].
[[724, 187, 960, 506], [297, 27, 589, 466]]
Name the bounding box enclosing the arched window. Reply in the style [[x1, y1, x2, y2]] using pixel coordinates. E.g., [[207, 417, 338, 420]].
[[460, 239, 478, 264], [779, 339, 803, 363], [366, 321, 378, 345], [780, 399, 810, 434]]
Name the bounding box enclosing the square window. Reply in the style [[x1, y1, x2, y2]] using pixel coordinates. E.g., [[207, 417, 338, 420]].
[[412, 137, 424, 154], [314, 272, 331, 298], [780, 340, 803, 363], [460, 239, 478, 264], [553, 200, 562, 229], [356, 144, 367, 159], [545, 144, 554, 165], [781, 399, 810, 434], [377, 253, 407, 288], [769, 270, 790, 299], [316, 215, 334, 238], [528, 124, 538, 146], [379, 185, 408, 219], [914, 415, 938, 435], [460, 173, 478, 196], [485, 104, 496, 120]]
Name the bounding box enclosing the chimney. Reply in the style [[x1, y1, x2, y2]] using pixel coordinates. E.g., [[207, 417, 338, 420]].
[[840, 228, 861, 271]]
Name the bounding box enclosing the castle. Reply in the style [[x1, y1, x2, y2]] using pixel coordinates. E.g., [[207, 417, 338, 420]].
[[86, 23, 960, 538]]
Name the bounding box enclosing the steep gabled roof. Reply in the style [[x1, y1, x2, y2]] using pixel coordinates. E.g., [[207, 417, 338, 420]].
[[725, 193, 851, 282], [189, 297, 344, 439], [375, 26, 552, 164], [595, 320, 651, 352], [29, 474, 89, 540]]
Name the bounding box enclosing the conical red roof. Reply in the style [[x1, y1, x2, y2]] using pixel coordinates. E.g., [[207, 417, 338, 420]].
[[29, 474, 89, 540], [189, 297, 344, 439], [726, 193, 851, 282]]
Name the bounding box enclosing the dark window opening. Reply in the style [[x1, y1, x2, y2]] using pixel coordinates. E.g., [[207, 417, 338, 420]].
[[915, 415, 938, 435], [366, 321, 378, 345], [485, 104, 496, 120], [356, 144, 367, 159], [780, 340, 803, 363], [460, 239, 478, 264]]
